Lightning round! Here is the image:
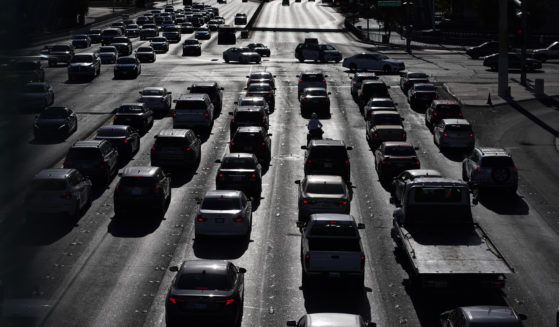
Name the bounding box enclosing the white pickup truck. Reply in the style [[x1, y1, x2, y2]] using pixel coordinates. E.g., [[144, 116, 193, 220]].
[[297, 213, 366, 287]]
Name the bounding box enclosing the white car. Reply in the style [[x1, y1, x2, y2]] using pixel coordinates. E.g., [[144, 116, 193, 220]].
[[287, 313, 376, 327], [195, 190, 252, 238], [223, 47, 261, 64], [342, 52, 405, 73]]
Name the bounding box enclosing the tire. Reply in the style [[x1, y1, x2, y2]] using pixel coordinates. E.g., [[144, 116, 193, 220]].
[[298, 58, 304, 63], [224, 56, 230, 63], [349, 63, 357, 71], [383, 65, 392, 74], [492, 168, 510, 184]]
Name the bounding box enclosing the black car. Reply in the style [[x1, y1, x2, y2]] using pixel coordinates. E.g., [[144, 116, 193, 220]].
[[135, 46, 156, 63], [483, 52, 542, 71], [151, 129, 201, 169], [180, 22, 194, 33], [94, 125, 140, 158], [408, 83, 438, 109], [357, 80, 391, 111], [188, 81, 224, 114], [113, 103, 154, 133], [229, 106, 269, 138], [150, 36, 170, 53], [244, 83, 275, 111], [34, 106, 78, 139], [165, 260, 246, 326], [114, 166, 171, 217], [114, 56, 141, 79], [246, 71, 276, 89], [182, 39, 202, 56], [216, 153, 262, 196], [112, 36, 133, 52], [299, 87, 330, 117], [140, 28, 158, 40], [63, 140, 119, 184], [67, 53, 101, 81], [247, 43, 271, 57], [71, 34, 91, 48], [466, 41, 500, 59], [230, 126, 272, 163], [86, 29, 102, 43], [374, 142, 420, 181], [302, 139, 353, 181], [125, 25, 140, 38], [48, 44, 75, 66], [100, 28, 122, 45], [162, 25, 181, 43]]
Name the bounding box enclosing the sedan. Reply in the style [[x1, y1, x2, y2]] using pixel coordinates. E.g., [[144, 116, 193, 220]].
[[150, 37, 170, 53], [235, 96, 270, 115], [532, 41, 559, 62], [244, 83, 275, 110], [216, 153, 262, 197], [125, 25, 140, 38], [113, 103, 154, 133], [483, 52, 542, 71], [466, 41, 500, 59], [182, 39, 202, 56], [180, 22, 194, 33], [71, 34, 91, 48], [246, 71, 276, 89], [299, 88, 330, 117], [22, 82, 54, 109], [98, 46, 119, 64], [342, 52, 405, 73], [433, 118, 475, 151], [408, 83, 438, 109], [365, 111, 406, 147], [390, 169, 442, 206], [296, 175, 352, 222], [223, 47, 261, 64], [135, 46, 156, 63], [363, 98, 397, 119], [399, 71, 429, 94], [194, 27, 211, 40], [34, 106, 77, 139], [94, 125, 140, 158], [288, 313, 377, 327], [374, 142, 420, 181], [195, 190, 252, 238], [247, 43, 271, 57], [166, 260, 246, 326], [229, 106, 269, 138], [230, 126, 272, 163], [114, 56, 141, 79], [138, 87, 172, 113], [86, 29, 102, 43]]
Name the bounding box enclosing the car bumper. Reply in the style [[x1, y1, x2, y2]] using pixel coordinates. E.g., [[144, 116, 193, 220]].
[[439, 139, 474, 149], [299, 204, 350, 217], [195, 222, 250, 236], [68, 71, 95, 78], [173, 120, 211, 128]]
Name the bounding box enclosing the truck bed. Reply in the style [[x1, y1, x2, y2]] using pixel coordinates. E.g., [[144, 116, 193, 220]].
[[396, 223, 513, 275]]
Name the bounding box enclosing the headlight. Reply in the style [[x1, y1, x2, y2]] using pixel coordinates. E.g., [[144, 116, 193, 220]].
[[58, 124, 67, 129]]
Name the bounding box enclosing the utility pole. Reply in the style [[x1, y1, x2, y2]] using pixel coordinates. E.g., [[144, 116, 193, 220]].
[[519, 0, 528, 86], [498, 0, 509, 97]]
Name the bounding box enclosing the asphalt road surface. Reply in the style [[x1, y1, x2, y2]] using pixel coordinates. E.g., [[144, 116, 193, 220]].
[[1, 0, 559, 326]]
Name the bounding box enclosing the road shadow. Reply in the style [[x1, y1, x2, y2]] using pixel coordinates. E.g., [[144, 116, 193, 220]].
[[192, 236, 250, 259], [440, 149, 468, 162], [28, 135, 69, 145], [169, 169, 197, 188], [506, 99, 559, 137], [477, 192, 529, 215], [107, 214, 163, 237], [19, 211, 86, 246], [302, 281, 372, 322]]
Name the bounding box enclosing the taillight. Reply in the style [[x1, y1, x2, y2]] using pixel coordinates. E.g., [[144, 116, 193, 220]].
[[262, 119, 266, 123], [443, 133, 448, 137], [353, 82, 357, 86], [61, 193, 72, 200], [360, 92, 363, 96], [155, 185, 160, 191], [386, 91, 390, 97], [123, 139, 128, 143], [413, 94, 417, 99], [434, 93, 438, 99], [231, 142, 235, 146], [138, 98, 143, 102], [302, 98, 307, 102], [204, 113, 209, 118], [360, 255, 365, 270], [251, 173, 256, 178], [513, 166, 518, 173], [172, 112, 177, 118], [151, 146, 156, 151], [186, 147, 191, 151], [231, 119, 236, 123], [469, 133, 473, 137], [341, 201, 348, 205], [402, 132, 406, 138], [261, 142, 266, 146], [233, 216, 243, 223], [345, 159, 349, 165], [246, 93, 251, 96], [216, 298, 235, 305], [99, 163, 105, 169], [197, 216, 206, 222], [113, 116, 117, 121], [267, 93, 272, 97], [303, 200, 309, 204], [433, 112, 438, 116], [458, 112, 463, 117], [162, 98, 167, 102], [115, 185, 119, 191], [322, 79, 325, 82], [476, 166, 482, 172], [218, 173, 224, 178], [415, 160, 420, 166], [380, 160, 385, 165], [325, 98, 329, 102], [168, 297, 185, 304], [307, 160, 311, 164], [373, 132, 378, 137], [299, 79, 302, 82], [305, 253, 310, 269]]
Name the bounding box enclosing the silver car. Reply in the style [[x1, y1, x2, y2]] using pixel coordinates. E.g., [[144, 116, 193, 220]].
[[22, 82, 54, 108], [433, 119, 475, 151], [297, 71, 328, 97], [98, 46, 119, 64], [25, 169, 92, 218], [195, 190, 252, 238], [364, 97, 397, 119], [139, 87, 172, 113], [296, 175, 351, 221], [288, 313, 376, 327], [235, 96, 270, 114], [223, 47, 261, 64]]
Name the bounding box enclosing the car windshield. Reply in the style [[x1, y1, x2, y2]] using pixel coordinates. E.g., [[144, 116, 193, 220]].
[[25, 84, 45, 93], [201, 197, 241, 210], [308, 147, 348, 160], [235, 111, 263, 121], [39, 107, 67, 118], [384, 146, 415, 156], [137, 47, 153, 52], [371, 100, 394, 107], [480, 157, 514, 168], [240, 99, 265, 106], [414, 85, 435, 91], [308, 221, 358, 237], [31, 179, 67, 191], [66, 148, 100, 160], [301, 74, 324, 82], [445, 125, 472, 132], [119, 177, 156, 188], [97, 128, 125, 137], [70, 55, 92, 63], [409, 73, 428, 78], [118, 105, 143, 113], [52, 45, 70, 51], [306, 90, 327, 96], [184, 40, 199, 45], [221, 157, 256, 169], [151, 37, 167, 42], [142, 89, 164, 96], [248, 85, 271, 92], [414, 187, 463, 203], [305, 182, 344, 194], [176, 272, 231, 290], [117, 58, 137, 64]]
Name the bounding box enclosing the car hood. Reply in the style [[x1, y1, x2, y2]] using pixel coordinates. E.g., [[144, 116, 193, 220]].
[[115, 64, 137, 68], [99, 53, 116, 57], [35, 118, 66, 126], [69, 63, 93, 67]]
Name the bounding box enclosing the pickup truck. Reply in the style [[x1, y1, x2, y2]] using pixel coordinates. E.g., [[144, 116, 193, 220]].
[[391, 177, 514, 290], [297, 213, 366, 288]]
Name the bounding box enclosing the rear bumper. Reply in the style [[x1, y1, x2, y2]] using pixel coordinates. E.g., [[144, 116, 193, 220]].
[[195, 223, 250, 236]]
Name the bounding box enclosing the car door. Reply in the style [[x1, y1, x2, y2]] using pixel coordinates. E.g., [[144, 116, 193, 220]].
[[367, 54, 381, 70]]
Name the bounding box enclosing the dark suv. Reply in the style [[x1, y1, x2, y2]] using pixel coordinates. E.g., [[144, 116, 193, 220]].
[[114, 166, 171, 217], [229, 106, 269, 138], [187, 82, 224, 115], [216, 153, 262, 196], [425, 100, 463, 130], [63, 140, 119, 184], [462, 147, 518, 193], [230, 126, 272, 164], [151, 129, 201, 168], [113, 103, 154, 133], [357, 80, 391, 110], [302, 139, 353, 181]]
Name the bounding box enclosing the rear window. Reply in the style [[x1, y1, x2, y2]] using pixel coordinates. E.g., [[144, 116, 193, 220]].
[[435, 105, 461, 112], [67, 148, 101, 160], [201, 197, 241, 210], [414, 84, 436, 91], [155, 137, 187, 147], [71, 55, 93, 63], [480, 157, 514, 168], [176, 272, 231, 290], [137, 47, 153, 52], [31, 179, 67, 191], [320, 45, 336, 51], [408, 73, 428, 78], [414, 187, 463, 203], [142, 89, 164, 96], [175, 100, 206, 110], [363, 84, 387, 93], [119, 177, 156, 188], [39, 107, 67, 118], [240, 99, 264, 106], [305, 182, 344, 194], [301, 74, 324, 82], [117, 57, 137, 64], [221, 157, 256, 169], [235, 111, 263, 121], [384, 146, 415, 156], [370, 100, 394, 107], [118, 105, 143, 113], [190, 87, 216, 95], [308, 221, 357, 237], [25, 84, 45, 92], [184, 40, 199, 45], [250, 72, 271, 79], [445, 124, 472, 132], [373, 115, 401, 125], [233, 132, 263, 144], [247, 85, 271, 92], [151, 37, 167, 42], [308, 146, 348, 160], [97, 128, 125, 137]]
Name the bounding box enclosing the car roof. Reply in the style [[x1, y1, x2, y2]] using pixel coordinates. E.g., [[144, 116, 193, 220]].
[[362, 80, 386, 85], [223, 152, 256, 159], [412, 83, 435, 88], [305, 175, 345, 184], [121, 166, 160, 177], [432, 100, 459, 106], [441, 118, 470, 125], [236, 106, 265, 112], [180, 260, 229, 274], [306, 313, 361, 326], [72, 140, 105, 148], [156, 129, 190, 138], [382, 141, 413, 147], [237, 126, 264, 133], [309, 214, 355, 223], [190, 81, 217, 87], [248, 83, 271, 87], [98, 125, 129, 132], [34, 168, 74, 180], [309, 139, 346, 147], [74, 52, 95, 57], [204, 190, 243, 198], [304, 87, 327, 92], [478, 147, 511, 157], [143, 86, 165, 91], [461, 306, 521, 324], [370, 110, 400, 116], [178, 94, 209, 101], [239, 96, 265, 101], [410, 177, 468, 187], [404, 169, 442, 177], [117, 56, 137, 60], [370, 97, 393, 102], [120, 102, 145, 107], [301, 71, 324, 75], [355, 72, 377, 77]]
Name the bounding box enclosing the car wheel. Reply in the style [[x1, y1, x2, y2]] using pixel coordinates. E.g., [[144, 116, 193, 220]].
[[224, 56, 230, 63], [383, 65, 392, 74], [349, 63, 357, 71]]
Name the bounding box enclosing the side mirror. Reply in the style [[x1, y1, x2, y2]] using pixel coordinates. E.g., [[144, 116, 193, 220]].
[[325, 75, 329, 77], [328, 92, 331, 95], [294, 180, 301, 184], [215, 159, 221, 163], [273, 75, 276, 77], [243, 87, 247, 90], [357, 223, 365, 229], [387, 85, 391, 88], [389, 197, 395, 204], [367, 322, 377, 327], [238, 267, 247, 273], [169, 266, 179, 272], [187, 87, 191, 90], [246, 75, 249, 78], [287, 321, 297, 327], [233, 101, 238, 105], [138, 91, 142, 94], [414, 146, 420, 150], [301, 145, 307, 150], [346, 146, 353, 150], [296, 221, 305, 229], [268, 133, 272, 136], [173, 99, 177, 103], [296, 75, 300, 77], [401, 117, 405, 121], [228, 112, 233, 115], [220, 87, 224, 90], [167, 91, 172, 94]]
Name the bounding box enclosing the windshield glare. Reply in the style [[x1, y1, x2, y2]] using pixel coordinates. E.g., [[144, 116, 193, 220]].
[[71, 55, 92, 63]]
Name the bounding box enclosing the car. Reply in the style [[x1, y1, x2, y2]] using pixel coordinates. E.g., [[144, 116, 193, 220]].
[[357, 80, 390, 112], [247, 43, 271, 57], [94, 125, 140, 158], [294, 42, 342, 63], [223, 47, 261, 64], [114, 103, 153, 133], [98, 46, 119, 64], [234, 13, 247, 25], [283, 0, 290, 5], [71, 34, 91, 48], [408, 83, 438, 109], [483, 52, 542, 71], [138, 87, 172, 113], [216, 153, 262, 196], [182, 39, 201, 56], [374, 142, 420, 181], [235, 96, 270, 115], [365, 111, 406, 147], [86, 29, 102, 43], [162, 25, 181, 42], [142, 23, 159, 32], [100, 28, 123, 45], [287, 313, 376, 327], [342, 52, 405, 73], [112, 36, 133, 54], [296, 175, 352, 221], [179, 22, 194, 33], [466, 41, 501, 59], [48, 44, 75, 66], [440, 306, 524, 327], [165, 260, 246, 326], [33, 106, 77, 139], [140, 28, 158, 40], [113, 166, 171, 217], [135, 46, 156, 63], [25, 169, 92, 218], [22, 82, 54, 109], [244, 83, 275, 111], [151, 129, 201, 169], [63, 140, 119, 184], [433, 119, 475, 151], [302, 139, 353, 181], [399, 71, 429, 94], [110, 22, 126, 33], [390, 169, 443, 206], [195, 190, 252, 238], [350, 72, 378, 99], [113, 56, 141, 79], [363, 98, 397, 119], [229, 106, 269, 137], [172, 94, 214, 132], [111, 42, 131, 57], [150, 36, 170, 53], [299, 88, 330, 117], [246, 71, 276, 89], [230, 126, 272, 163], [462, 147, 518, 193], [187, 82, 224, 114], [297, 71, 328, 98], [425, 100, 463, 130], [67, 53, 101, 81], [207, 19, 222, 31], [532, 41, 559, 62], [194, 27, 211, 40], [125, 24, 140, 38], [136, 16, 152, 26]]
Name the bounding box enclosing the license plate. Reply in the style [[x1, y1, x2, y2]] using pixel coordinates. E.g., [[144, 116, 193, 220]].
[[194, 303, 207, 309], [324, 162, 333, 168], [230, 175, 243, 181], [329, 272, 341, 278], [243, 146, 252, 151], [215, 218, 224, 223], [125, 117, 132, 121], [131, 187, 142, 195]]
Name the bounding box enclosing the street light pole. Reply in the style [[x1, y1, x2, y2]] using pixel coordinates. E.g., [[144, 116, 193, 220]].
[[520, 0, 528, 86], [498, 0, 509, 97]]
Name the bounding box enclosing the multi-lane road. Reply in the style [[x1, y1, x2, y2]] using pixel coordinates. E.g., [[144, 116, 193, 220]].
[[1, 0, 559, 326]]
